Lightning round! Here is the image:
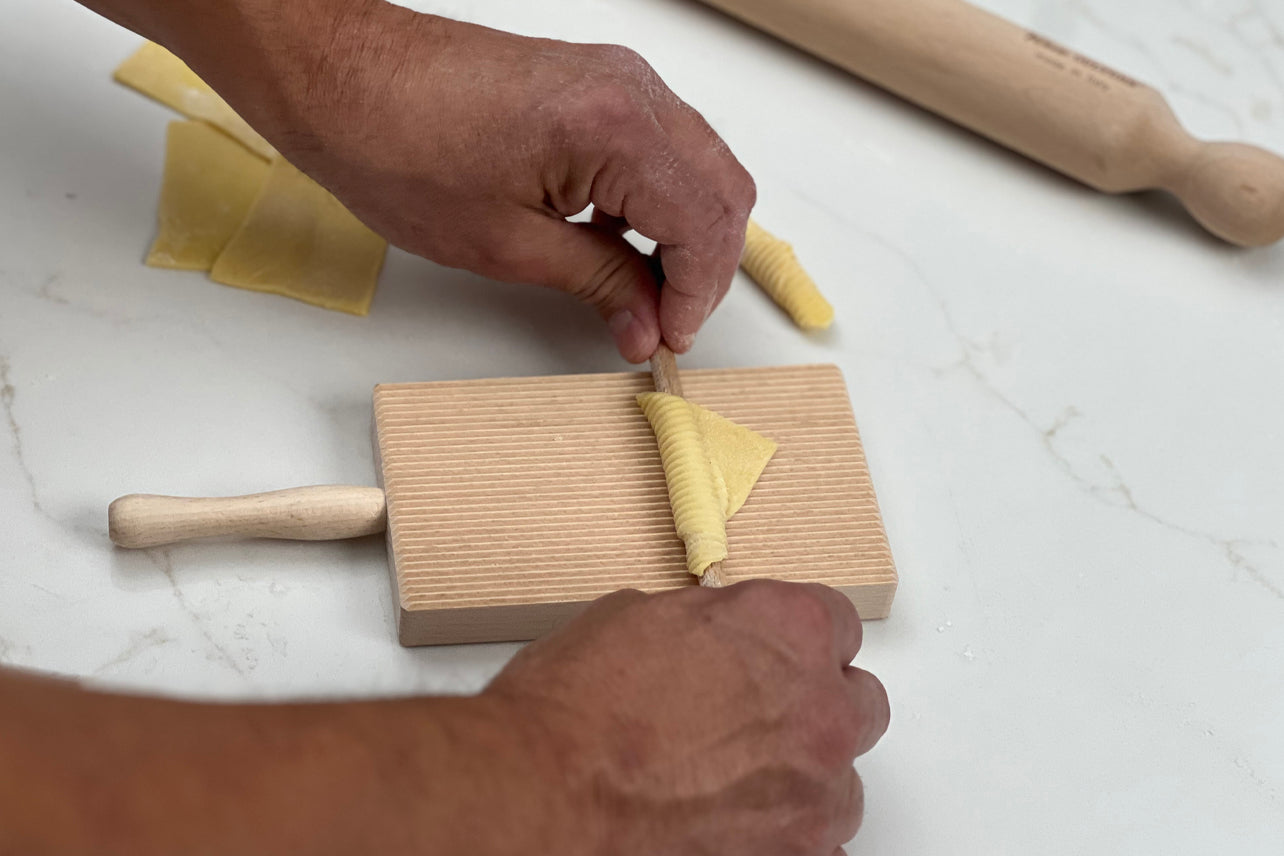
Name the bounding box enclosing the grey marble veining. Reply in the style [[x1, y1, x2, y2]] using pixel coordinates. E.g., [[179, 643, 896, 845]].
[[1, 0, 1280, 852]]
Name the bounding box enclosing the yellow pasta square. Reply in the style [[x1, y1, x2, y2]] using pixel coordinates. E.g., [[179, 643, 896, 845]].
[[209, 159, 387, 316], [147, 120, 269, 271], [114, 41, 275, 160]]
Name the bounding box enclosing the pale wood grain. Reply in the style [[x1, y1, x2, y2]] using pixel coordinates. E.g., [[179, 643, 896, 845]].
[[107, 366, 898, 646], [374, 365, 897, 646], [697, 0, 1284, 246], [108, 485, 387, 548]]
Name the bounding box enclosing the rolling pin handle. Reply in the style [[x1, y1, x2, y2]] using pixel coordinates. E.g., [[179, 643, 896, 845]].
[[108, 485, 388, 549], [1168, 142, 1284, 247]]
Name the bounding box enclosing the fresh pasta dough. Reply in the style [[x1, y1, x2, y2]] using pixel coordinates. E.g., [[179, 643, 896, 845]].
[[210, 159, 387, 316], [115, 43, 387, 313], [147, 120, 269, 271], [637, 392, 777, 576], [692, 403, 778, 519], [741, 219, 835, 330], [114, 42, 276, 160]]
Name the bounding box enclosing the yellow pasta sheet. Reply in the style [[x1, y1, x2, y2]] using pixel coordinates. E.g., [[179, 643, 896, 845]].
[[742, 219, 835, 331], [114, 41, 276, 160], [210, 159, 387, 316], [147, 120, 269, 271], [637, 392, 777, 576]]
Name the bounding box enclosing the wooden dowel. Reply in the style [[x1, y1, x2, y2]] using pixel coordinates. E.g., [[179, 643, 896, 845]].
[[700, 562, 729, 588], [649, 343, 684, 396], [649, 344, 728, 589]]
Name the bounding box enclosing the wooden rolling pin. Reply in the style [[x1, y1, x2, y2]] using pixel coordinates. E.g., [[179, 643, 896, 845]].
[[697, 0, 1284, 246], [650, 344, 728, 589]]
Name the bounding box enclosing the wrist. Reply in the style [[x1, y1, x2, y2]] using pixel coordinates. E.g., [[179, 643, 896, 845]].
[[265, 2, 459, 170], [445, 691, 604, 856], [140, 0, 408, 159]]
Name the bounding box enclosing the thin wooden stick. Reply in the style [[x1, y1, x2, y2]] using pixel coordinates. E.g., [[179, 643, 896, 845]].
[[702, 562, 730, 588], [649, 343, 684, 396], [649, 344, 728, 589]]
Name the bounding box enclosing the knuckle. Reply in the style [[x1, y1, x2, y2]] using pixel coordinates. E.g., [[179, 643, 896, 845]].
[[718, 161, 757, 219], [589, 82, 643, 124], [595, 43, 652, 75], [730, 581, 836, 660], [729, 577, 792, 615], [706, 160, 755, 223], [698, 193, 752, 258], [805, 695, 863, 765], [784, 806, 833, 856], [739, 167, 758, 210], [553, 83, 647, 146], [699, 195, 739, 238], [788, 589, 838, 650]]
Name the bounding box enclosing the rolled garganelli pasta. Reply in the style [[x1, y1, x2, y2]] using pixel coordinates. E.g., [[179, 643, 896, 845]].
[[637, 393, 777, 577], [741, 219, 835, 330]]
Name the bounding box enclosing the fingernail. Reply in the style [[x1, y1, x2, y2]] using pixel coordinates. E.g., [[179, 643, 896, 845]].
[[608, 309, 635, 340]]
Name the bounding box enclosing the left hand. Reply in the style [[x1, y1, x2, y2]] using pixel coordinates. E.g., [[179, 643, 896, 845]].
[[219, 1, 757, 361]]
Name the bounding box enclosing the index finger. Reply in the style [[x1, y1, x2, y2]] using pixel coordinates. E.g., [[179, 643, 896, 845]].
[[651, 100, 756, 351], [597, 129, 753, 352], [657, 229, 744, 352]]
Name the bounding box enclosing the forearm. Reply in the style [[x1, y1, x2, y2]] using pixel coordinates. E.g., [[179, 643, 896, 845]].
[[76, 0, 410, 152], [77, 0, 363, 57], [0, 667, 580, 855], [75, 0, 755, 357]]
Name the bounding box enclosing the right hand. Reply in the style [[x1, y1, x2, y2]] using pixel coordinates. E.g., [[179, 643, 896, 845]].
[[486, 580, 890, 855]]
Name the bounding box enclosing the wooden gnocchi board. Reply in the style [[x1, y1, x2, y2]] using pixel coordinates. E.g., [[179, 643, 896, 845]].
[[373, 364, 897, 646]]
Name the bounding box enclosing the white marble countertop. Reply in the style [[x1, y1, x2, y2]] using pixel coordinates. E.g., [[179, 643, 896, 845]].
[[3, 0, 1282, 851]]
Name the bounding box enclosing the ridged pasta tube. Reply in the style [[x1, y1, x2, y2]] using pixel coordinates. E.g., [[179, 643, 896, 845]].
[[741, 220, 835, 330], [637, 393, 777, 577], [637, 393, 728, 575]]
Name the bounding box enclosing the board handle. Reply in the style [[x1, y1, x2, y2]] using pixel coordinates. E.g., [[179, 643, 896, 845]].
[[108, 485, 387, 549]]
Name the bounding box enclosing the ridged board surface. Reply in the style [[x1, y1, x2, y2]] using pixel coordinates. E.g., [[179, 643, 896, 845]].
[[373, 365, 897, 645]]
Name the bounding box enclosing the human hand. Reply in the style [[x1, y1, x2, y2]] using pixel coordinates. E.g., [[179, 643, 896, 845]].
[[0, 584, 882, 856], [261, 1, 755, 362], [486, 581, 890, 855]]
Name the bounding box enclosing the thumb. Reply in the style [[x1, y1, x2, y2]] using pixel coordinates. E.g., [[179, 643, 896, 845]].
[[502, 214, 662, 363]]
